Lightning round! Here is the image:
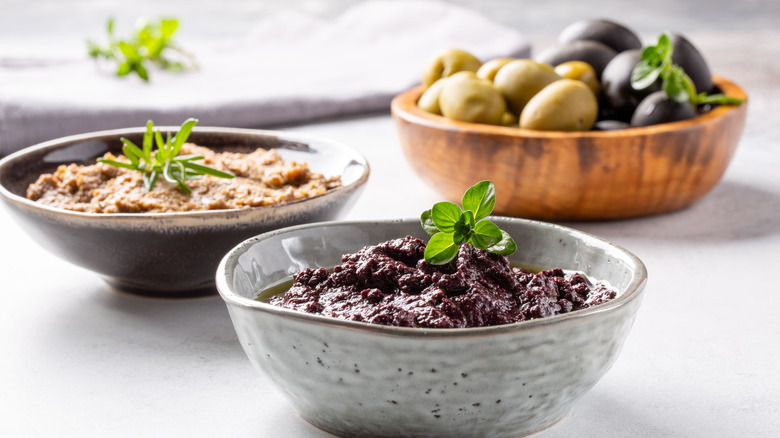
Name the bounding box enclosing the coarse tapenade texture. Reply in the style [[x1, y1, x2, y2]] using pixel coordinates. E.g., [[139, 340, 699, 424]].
[[269, 235, 617, 328], [26, 144, 341, 213]]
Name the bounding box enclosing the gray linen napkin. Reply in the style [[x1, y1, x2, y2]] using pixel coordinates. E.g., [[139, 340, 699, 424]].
[[0, 0, 530, 156]]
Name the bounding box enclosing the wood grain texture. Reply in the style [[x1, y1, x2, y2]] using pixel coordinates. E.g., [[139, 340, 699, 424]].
[[391, 77, 747, 220]]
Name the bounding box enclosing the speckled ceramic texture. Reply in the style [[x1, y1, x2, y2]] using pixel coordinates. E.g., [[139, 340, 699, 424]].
[[216, 218, 647, 438], [0, 127, 369, 296]]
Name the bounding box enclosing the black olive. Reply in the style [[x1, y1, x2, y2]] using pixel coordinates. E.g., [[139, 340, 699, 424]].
[[601, 49, 662, 122], [558, 19, 642, 53], [630, 91, 697, 127], [597, 99, 623, 122], [669, 33, 714, 94], [534, 40, 617, 80], [593, 120, 631, 131]]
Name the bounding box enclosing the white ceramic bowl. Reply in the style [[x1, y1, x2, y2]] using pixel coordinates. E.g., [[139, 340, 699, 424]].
[[216, 218, 647, 438]]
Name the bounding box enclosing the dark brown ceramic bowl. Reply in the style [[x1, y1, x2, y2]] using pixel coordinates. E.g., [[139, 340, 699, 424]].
[[0, 127, 369, 297], [392, 76, 747, 220]]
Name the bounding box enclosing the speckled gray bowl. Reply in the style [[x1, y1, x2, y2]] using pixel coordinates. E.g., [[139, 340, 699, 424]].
[[216, 218, 647, 438], [0, 127, 369, 297]]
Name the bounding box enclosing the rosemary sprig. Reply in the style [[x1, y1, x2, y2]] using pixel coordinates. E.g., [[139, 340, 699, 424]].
[[98, 118, 234, 193]]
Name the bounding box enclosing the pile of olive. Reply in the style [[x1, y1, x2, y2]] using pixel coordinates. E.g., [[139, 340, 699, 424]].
[[418, 19, 715, 131]]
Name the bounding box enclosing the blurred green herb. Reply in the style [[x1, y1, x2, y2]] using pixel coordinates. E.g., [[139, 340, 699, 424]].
[[87, 17, 197, 82], [420, 181, 516, 265], [631, 32, 744, 106], [98, 118, 234, 193]]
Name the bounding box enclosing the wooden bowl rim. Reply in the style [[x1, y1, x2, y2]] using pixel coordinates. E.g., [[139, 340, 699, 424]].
[[391, 76, 747, 138]]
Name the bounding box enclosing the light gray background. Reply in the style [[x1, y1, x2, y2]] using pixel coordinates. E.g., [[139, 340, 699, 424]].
[[1, 1, 778, 437]]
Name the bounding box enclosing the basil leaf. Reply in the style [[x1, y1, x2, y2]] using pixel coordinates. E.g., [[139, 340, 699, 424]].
[[662, 67, 691, 103], [640, 45, 662, 65], [87, 17, 196, 82], [420, 209, 438, 236], [424, 233, 459, 265], [420, 180, 517, 263], [453, 211, 474, 245], [116, 61, 132, 76], [135, 62, 149, 82], [86, 41, 102, 58], [486, 230, 517, 255], [431, 201, 462, 233], [160, 18, 179, 38], [681, 72, 698, 103], [461, 180, 495, 221], [636, 32, 742, 108], [460, 210, 475, 230], [453, 229, 473, 246], [630, 61, 661, 90], [470, 220, 503, 250], [657, 33, 672, 60], [143, 35, 163, 58], [695, 93, 745, 105], [118, 41, 138, 59]]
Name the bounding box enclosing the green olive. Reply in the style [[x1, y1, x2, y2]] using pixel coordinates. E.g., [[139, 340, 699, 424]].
[[520, 79, 598, 131], [493, 59, 561, 115], [554, 61, 600, 96], [476, 58, 515, 81], [417, 77, 448, 115], [439, 71, 507, 125], [534, 40, 617, 80], [422, 49, 482, 88], [501, 111, 518, 126]]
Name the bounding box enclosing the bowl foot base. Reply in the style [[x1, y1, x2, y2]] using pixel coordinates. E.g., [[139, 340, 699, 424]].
[[103, 279, 217, 299]]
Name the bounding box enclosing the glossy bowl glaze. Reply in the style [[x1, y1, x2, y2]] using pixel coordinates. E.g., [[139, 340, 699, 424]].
[[0, 127, 369, 296], [217, 218, 647, 438], [392, 76, 747, 220]]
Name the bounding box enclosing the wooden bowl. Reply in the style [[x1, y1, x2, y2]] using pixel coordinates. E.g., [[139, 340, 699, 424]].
[[391, 76, 747, 220]]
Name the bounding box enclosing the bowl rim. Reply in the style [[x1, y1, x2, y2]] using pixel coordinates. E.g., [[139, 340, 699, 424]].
[[216, 217, 648, 338], [0, 126, 370, 221], [391, 75, 747, 138]]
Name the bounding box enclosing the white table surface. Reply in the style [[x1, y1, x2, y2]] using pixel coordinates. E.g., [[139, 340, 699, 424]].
[[2, 1, 779, 437]]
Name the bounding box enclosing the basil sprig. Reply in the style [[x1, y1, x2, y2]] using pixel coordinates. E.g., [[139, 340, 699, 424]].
[[87, 17, 197, 82], [98, 118, 234, 193], [421, 181, 516, 265], [630, 32, 744, 106]]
